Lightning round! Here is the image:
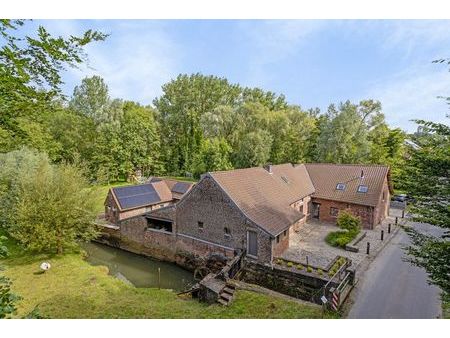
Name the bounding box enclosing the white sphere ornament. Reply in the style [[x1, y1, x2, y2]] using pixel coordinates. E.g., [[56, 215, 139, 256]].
[[40, 262, 51, 271]]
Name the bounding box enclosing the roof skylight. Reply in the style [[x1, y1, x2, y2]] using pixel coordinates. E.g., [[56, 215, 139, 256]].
[[336, 183, 346, 191], [357, 185, 368, 193]]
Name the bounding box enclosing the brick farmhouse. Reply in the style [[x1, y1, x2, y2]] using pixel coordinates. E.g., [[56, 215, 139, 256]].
[[99, 163, 392, 268]]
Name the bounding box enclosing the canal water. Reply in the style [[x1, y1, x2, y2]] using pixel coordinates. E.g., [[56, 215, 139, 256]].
[[83, 242, 195, 291]]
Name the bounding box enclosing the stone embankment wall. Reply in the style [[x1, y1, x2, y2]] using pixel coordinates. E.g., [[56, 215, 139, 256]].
[[240, 260, 338, 304]]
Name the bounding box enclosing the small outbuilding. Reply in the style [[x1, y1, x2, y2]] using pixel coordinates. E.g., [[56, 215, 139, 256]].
[[104, 178, 194, 225]]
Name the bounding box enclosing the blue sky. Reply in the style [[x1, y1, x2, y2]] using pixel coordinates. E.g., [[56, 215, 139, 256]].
[[34, 20, 450, 131]]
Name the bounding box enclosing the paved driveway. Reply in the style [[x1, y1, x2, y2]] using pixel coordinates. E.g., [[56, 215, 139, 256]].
[[347, 223, 443, 318], [282, 210, 402, 269]]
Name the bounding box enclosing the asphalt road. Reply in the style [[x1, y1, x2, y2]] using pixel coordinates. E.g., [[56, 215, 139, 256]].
[[347, 223, 443, 319]]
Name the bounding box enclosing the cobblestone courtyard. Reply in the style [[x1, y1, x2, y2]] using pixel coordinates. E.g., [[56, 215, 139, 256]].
[[281, 207, 405, 269]]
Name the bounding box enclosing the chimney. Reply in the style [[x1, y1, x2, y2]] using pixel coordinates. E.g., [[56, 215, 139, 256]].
[[360, 170, 364, 179]]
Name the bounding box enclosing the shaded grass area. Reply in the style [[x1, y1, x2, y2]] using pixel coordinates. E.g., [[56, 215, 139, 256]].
[[1, 233, 331, 319], [91, 181, 129, 214]]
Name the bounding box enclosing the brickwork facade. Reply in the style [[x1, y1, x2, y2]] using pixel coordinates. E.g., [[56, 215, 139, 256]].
[[290, 195, 311, 231], [176, 176, 274, 264], [310, 176, 390, 230]]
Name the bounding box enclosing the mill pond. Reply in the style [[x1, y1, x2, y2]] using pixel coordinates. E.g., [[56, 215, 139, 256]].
[[83, 242, 196, 291]]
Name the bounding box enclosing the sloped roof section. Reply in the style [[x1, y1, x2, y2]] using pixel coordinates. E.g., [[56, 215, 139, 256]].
[[304, 163, 390, 207], [147, 204, 176, 222], [209, 167, 304, 237], [148, 177, 194, 199], [172, 181, 193, 194], [111, 181, 173, 211], [269, 163, 315, 202]]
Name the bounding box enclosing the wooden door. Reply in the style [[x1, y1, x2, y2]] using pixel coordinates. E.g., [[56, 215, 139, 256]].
[[247, 230, 258, 257]]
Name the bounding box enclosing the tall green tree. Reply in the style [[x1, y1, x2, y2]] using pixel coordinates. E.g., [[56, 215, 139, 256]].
[[153, 73, 288, 174], [317, 100, 384, 163], [233, 130, 273, 168], [69, 75, 111, 124], [402, 119, 450, 304], [118, 102, 162, 178], [154, 74, 242, 174], [191, 138, 233, 177], [0, 20, 107, 153]]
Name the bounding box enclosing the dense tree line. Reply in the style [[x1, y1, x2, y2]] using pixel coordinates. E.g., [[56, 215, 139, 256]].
[[1, 71, 407, 182], [0, 21, 409, 183]]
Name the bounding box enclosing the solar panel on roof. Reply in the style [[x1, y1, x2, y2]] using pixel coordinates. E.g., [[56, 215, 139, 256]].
[[113, 184, 162, 209], [171, 182, 191, 194]]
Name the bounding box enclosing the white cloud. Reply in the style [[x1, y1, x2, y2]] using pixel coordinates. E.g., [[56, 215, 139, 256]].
[[364, 64, 450, 132], [44, 20, 181, 105], [239, 20, 327, 88]]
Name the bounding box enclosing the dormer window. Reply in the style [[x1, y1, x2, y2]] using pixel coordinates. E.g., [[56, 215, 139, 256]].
[[358, 185, 368, 193], [336, 183, 346, 191]]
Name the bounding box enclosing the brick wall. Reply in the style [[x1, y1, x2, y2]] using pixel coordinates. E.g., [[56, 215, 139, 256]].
[[312, 198, 375, 229], [273, 228, 289, 257], [241, 260, 336, 304], [290, 195, 311, 231], [176, 176, 273, 264]]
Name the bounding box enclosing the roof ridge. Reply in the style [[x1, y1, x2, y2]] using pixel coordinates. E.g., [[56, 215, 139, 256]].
[[209, 166, 264, 175], [304, 163, 389, 168]]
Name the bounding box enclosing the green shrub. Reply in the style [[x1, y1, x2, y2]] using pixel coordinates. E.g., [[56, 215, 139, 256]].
[[325, 212, 361, 248], [286, 262, 293, 267], [297, 264, 304, 270], [306, 266, 312, 273], [317, 269, 323, 276], [337, 211, 361, 232], [276, 259, 283, 265]]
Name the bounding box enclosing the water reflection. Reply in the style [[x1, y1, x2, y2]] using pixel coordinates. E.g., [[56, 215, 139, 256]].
[[83, 242, 195, 291]]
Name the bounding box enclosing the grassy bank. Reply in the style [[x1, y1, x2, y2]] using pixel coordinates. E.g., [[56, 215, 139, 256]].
[[1, 235, 333, 319], [443, 299, 450, 319]]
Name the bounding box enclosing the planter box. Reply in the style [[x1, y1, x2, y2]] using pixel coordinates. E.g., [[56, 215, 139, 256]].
[[345, 231, 366, 252]]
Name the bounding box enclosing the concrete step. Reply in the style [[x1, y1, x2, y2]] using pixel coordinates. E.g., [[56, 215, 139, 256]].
[[217, 298, 229, 306], [225, 283, 236, 290], [220, 292, 233, 301], [222, 287, 235, 295]]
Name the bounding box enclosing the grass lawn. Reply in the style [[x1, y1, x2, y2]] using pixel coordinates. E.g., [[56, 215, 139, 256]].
[[443, 299, 450, 319], [1, 234, 334, 319], [91, 181, 129, 214]]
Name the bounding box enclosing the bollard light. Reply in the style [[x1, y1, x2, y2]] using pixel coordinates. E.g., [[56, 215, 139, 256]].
[[366, 242, 370, 255]]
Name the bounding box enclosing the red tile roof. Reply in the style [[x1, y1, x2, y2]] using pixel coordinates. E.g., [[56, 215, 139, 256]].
[[209, 166, 307, 237], [269, 163, 315, 202], [304, 163, 390, 207]]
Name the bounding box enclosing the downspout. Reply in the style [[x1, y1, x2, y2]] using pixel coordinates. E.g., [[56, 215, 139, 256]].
[[270, 237, 274, 269]]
